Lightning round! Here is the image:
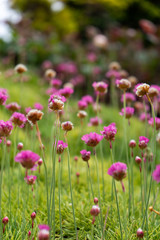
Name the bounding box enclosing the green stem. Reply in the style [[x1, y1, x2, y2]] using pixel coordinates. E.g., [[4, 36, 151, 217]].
[[88, 164, 94, 199], [58, 161, 63, 239]]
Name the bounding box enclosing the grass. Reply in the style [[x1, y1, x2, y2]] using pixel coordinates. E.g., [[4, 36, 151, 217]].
[[0, 69, 160, 239]]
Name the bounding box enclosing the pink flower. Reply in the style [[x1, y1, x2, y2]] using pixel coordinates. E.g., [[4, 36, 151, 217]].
[[10, 112, 27, 128], [100, 123, 117, 143], [152, 165, 160, 183], [121, 93, 136, 103], [0, 88, 8, 105], [90, 205, 100, 224], [106, 70, 121, 79], [58, 87, 74, 98], [25, 107, 32, 114], [108, 162, 127, 191], [81, 95, 93, 104], [80, 150, 91, 161], [6, 102, 21, 112], [0, 120, 13, 138], [48, 94, 66, 104], [15, 150, 40, 169], [56, 140, 68, 154], [108, 162, 127, 181], [50, 78, 62, 89], [87, 52, 97, 62], [46, 87, 57, 95], [25, 175, 37, 185], [139, 113, 150, 122], [92, 81, 108, 94], [88, 117, 102, 127], [120, 107, 134, 119], [34, 103, 43, 111], [78, 100, 88, 110], [38, 224, 50, 240], [81, 132, 103, 147], [139, 136, 149, 150], [148, 117, 160, 130], [39, 225, 50, 231]]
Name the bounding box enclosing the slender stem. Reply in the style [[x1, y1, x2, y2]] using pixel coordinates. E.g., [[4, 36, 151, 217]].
[[35, 122, 49, 225], [65, 137, 77, 237], [113, 180, 123, 239], [58, 161, 63, 239], [88, 164, 94, 199], [130, 150, 134, 215]]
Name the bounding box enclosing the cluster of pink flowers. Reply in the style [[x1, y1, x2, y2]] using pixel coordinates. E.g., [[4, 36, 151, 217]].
[[120, 107, 134, 119], [152, 165, 160, 183], [100, 123, 117, 148], [15, 150, 40, 170], [148, 117, 160, 130], [121, 93, 136, 103], [38, 225, 50, 240], [50, 78, 62, 89], [56, 140, 68, 155], [0, 120, 13, 138], [6, 102, 21, 112], [10, 112, 27, 128], [81, 132, 103, 147], [139, 136, 149, 150], [58, 87, 74, 98], [92, 81, 108, 94], [34, 103, 43, 111], [0, 88, 8, 105], [88, 117, 102, 127], [80, 150, 91, 162]]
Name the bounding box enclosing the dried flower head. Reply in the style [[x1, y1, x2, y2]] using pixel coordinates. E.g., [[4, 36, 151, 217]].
[[77, 110, 87, 119], [6, 102, 21, 112], [109, 61, 121, 71], [148, 87, 159, 98], [27, 109, 44, 125], [61, 121, 73, 132], [92, 81, 108, 94], [128, 76, 138, 87], [117, 79, 131, 91], [15, 64, 27, 74], [136, 83, 150, 97], [45, 69, 56, 79]]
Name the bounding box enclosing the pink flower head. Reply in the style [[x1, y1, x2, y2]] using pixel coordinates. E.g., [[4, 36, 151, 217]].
[[58, 87, 74, 98], [46, 87, 57, 95], [38, 225, 50, 240], [2, 216, 8, 225], [48, 94, 66, 104], [25, 107, 32, 114], [148, 117, 160, 130], [121, 93, 136, 103], [15, 150, 40, 169], [108, 162, 127, 181], [152, 165, 160, 183], [89, 117, 102, 127], [81, 95, 93, 104], [34, 103, 43, 111], [90, 205, 100, 217], [120, 107, 134, 119], [100, 123, 117, 142], [136, 228, 144, 239], [6, 102, 21, 112], [87, 52, 97, 62], [50, 78, 62, 89], [80, 150, 91, 161], [78, 100, 88, 110], [106, 70, 121, 79], [139, 136, 149, 150], [56, 140, 68, 154], [0, 120, 13, 138], [81, 132, 103, 147], [0, 88, 8, 105], [92, 81, 108, 94], [26, 175, 37, 185], [10, 112, 27, 128], [139, 113, 150, 122]]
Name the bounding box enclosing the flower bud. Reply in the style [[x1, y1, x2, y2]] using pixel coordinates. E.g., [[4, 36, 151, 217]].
[[137, 228, 144, 239], [135, 156, 142, 165], [6, 140, 11, 147], [129, 140, 136, 148], [94, 197, 98, 204], [27, 109, 43, 125], [38, 158, 43, 166], [77, 110, 87, 119], [17, 142, 23, 151], [15, 64, 27, 74], [117, 79, 131, 91], [2, 216, 8, 225], [31, 212, 36, 220], [90, 205, 100, 216]]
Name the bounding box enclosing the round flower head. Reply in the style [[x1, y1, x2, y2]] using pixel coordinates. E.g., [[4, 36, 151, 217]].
[[121, 93, 136, 103], [80, 150, 91, 162], [100, 123, 117, 142], [6, 140, 11, 147], [38, 158, 43, 166], [148, 117, 160, 130], [137, 228, 144, 239], [136, 83, 150, 97], [17, 142, 23, 151], [92, 81, 108, 94], [109, 61, 121, 71], [6, 102, 21, 112], [26, 175, 37, 185], [34, 103, 43, 111], [50, 78, 62, 89], [152, 165, 160, 183], [15, 150, 40, 169], [93, 34, 108, 49], [139, 136, 149, 150], [2, 216, 8, 225], [120, 107, 134, 119], [77, 110, 87, 119], [108, 162, 127, 181], [89, 117, 102, 127], [27, 109, 44, 125], [58, 87, 74, 98], [45, 69, 56, 79], [81, 132, 103, 147], [56, 140, 68, 154], [14, 64, 27, 74], [78, 100, 88, 110], [38, 225, 50, 240], [61, 121, 73, 132], [129, 140, 136, 148], [48, 94, 66, 112], [0, 89, 8, 105], [135, 156, 142, 165], [90, 205, 100, 217], [81, 95, 93, 104], [94, 197, 98, 204], [140, 113, 150, 122], [0, 120, 13, 138], [10, 112, 27, 128], [128, 76, 138, 87], [106, 69, 121, 79], [148, 87, 159, 99], [116, 79, 131, 91]]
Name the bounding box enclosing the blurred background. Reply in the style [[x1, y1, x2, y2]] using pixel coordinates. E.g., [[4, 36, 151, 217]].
[[0, 0, 160, 85]]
